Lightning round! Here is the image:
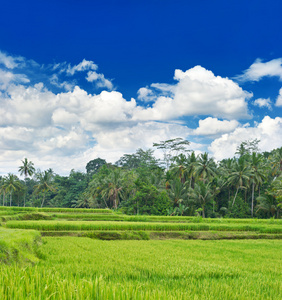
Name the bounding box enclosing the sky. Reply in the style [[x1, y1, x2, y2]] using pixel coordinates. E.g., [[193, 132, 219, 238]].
[[0, 0, 282, 176]]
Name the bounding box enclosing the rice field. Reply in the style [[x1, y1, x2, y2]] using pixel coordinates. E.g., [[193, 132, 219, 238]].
[[0, 237, 281, 299], [5, 220, 282, 234], [0, 207, 281, 299]]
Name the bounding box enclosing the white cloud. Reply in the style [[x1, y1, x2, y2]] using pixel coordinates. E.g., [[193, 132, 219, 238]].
[[276, 88, 282, 106], [1, 51, 281, 176], [236, 58, 282, 82], [49, 74, 74, 91], [137, 87, 155, 102], [209, 116, 282, 160], [192, 118, 239, 136], [134, 66, 251, 121], [253, 98, 272, 110], [0, 69, 30, 89], [86, 71, 113, 90], [66, 59, 98, 75], [0, 51, 24, 69]]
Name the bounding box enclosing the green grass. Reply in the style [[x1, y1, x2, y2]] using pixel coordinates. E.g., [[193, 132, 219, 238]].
[[0, 227, 42, 265], [0, 238, 281, 299], [0, 207, 113, 214], [6, 220, 282, 233]]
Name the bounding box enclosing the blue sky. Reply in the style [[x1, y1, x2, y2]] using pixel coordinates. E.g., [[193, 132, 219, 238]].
[[0, 0, 282, 175]]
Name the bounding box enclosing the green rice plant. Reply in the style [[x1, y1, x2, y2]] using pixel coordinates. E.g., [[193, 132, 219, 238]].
[[5, 220, 282, 234], [0, 227, 42, 265], [0, 238, 281, 299], [0, 206, 113, 214]]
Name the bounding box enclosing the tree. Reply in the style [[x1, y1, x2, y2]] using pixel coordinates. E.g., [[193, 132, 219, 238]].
[[127, 183, 172, 215], [269, 147, 282, 177], [2, 174, 21, 206], [100, 168, 124, 209], [116, 148, 159, 170], [227, 157, 251, 207], [18, 158, 35, 178], [248, 153, 267, 217], [168, 178, 187, 205], [86, 158, 107, 176], [18, 158, 35, 207], [34, 170, 56, 207], [235, 139, 260, 158], [195, 152, 217, 183], [188, 181, 213, 218], [153, 138, 190, 170]]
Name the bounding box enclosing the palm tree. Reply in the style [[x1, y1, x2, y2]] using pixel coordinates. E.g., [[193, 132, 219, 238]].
[[18, 158, 35, 207], [269, 147, 282, 177], [34, 170, 56, 207], [256, 194, 277, 218], [168, 178, 187, 204], [227, 157, 252, 207], [195, 153, 217, 183], [18, 158, 35, 178], [248, 153, 267, 217], [186, 151, 197, 190], [2, 174, 21, 206], [0, 177, 6, 206], [100, 168, 124, 209], [188, 181, 213, 218]]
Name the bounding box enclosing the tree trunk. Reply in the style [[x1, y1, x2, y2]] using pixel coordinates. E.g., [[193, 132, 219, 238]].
[[251, 182, 255, 217], [10, 192, 12, 206], [41, 193, 45, 208], [232, 187, 239, 207]]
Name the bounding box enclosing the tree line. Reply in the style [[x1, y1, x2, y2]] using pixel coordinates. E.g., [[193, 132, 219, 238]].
[[0, 139, 281, 218]]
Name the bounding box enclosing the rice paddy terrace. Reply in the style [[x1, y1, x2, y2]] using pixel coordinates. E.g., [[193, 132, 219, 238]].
[[1, 207, 281, 299]]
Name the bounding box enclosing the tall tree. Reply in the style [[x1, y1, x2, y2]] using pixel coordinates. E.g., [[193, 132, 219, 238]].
[[248, 153, 267, 217], [227, 157, 252, 207], [2, 174, 21, 206], [34, 170, 56, 207], [18, 158, 35, 206], [195, 153, 217, 183], [188, 181, 213, 218], [153, 138, 190, 170]]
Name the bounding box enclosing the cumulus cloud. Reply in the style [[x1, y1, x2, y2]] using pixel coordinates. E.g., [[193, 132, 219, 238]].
[[0, 70, 30, 89], [86, 71, 113, 90], [192, 118, 240, 136], [209, 116, 282, 160], [253, 98, 272, 110], [1, 51, 281, 175], [137, 87, 156, 102], [276, 88, 282, 106], [134, 66, 251, 121], [236, 58, 282, 82]]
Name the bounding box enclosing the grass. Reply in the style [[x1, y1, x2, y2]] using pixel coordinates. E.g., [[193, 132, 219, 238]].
[[6, 220, 282, 234], [0, 206, 113, 214], [0, 237, 281, 299], [0, 227, 42, 265]]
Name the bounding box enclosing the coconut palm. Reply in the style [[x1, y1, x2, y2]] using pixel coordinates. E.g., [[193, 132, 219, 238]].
[[227, 157, 252, 207], [248, 153, 267, 217], [100, 168, 124, 209], [269, 147, 282, 176], [195, 152, 217, 183], [18, 158, 35, 178], [168, 178, 187, 204], [18, 158, 35, 207], [2, 174, 21, 206], [188, 181, 213, 218], [34, 170, 56, 207]]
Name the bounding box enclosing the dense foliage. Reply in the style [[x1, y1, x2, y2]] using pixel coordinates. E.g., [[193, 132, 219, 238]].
[[0, 139, 281, 218]]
